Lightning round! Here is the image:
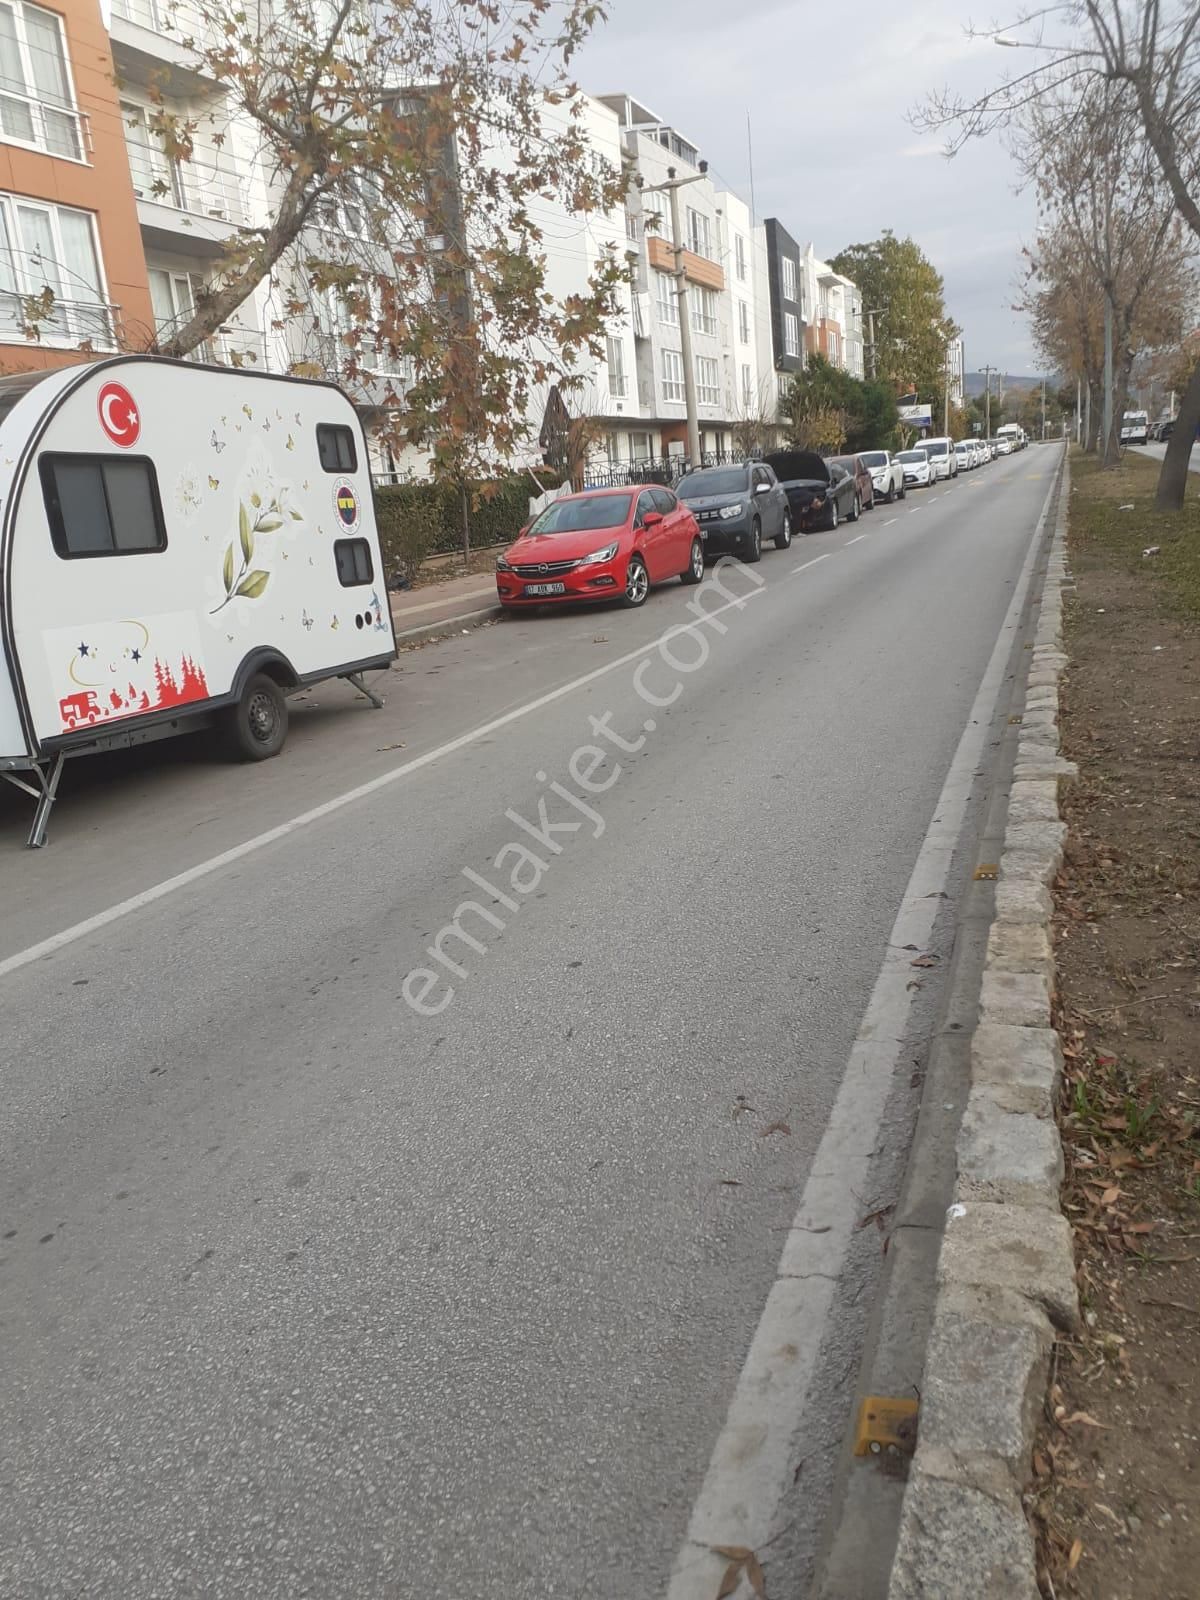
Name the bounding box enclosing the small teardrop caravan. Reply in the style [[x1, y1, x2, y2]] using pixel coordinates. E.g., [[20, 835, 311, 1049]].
[[0, 356, 396, 846]]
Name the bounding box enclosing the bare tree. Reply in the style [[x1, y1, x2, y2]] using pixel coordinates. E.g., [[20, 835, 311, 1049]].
[[916, 1, 1200, 503]]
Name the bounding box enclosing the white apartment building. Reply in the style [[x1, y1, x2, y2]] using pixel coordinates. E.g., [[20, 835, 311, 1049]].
[[798, 245, 864, 380]]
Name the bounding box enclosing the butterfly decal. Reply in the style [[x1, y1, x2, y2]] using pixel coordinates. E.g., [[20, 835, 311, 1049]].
[[207, 475, 219, 490], [263, 420, 272, 433], [286, 434, 295, 451], [242, 404, 253, 420], [302, 480, 309, 491], [281, 550, 289, 560], [330, 615, 339, 630], [210, 431, 225, 454], [301, 609, 314, 631]]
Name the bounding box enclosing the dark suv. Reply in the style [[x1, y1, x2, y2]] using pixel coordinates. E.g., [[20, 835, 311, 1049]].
[[675, 461, 792, 562]]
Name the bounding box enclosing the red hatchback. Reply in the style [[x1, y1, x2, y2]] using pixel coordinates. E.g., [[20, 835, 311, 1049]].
[[496, 485, 704, 610]]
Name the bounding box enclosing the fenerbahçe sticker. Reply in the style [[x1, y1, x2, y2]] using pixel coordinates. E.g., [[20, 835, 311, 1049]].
[[333, 478, 360, 532]]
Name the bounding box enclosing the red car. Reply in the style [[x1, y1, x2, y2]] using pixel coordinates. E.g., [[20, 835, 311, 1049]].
[[496, 485, 704, 610]]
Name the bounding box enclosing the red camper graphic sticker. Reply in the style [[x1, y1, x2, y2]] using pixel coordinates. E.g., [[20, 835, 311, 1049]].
[[97, 381, 141, 448], [333, 478, 360, 531]]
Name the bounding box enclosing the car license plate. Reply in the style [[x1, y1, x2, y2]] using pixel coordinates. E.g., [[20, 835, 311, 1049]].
[[524, 581, 565, 596]]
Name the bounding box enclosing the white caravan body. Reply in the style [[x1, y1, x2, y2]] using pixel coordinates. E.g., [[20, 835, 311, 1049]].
[[0, 357, 395, 807]]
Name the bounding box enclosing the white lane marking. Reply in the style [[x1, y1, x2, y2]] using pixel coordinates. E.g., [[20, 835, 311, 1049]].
[[845, 534, 867, 546], [790, 552, 833, 575], [664, 462, 1062, 1597], [0, 587, 766, 982], [883, 517, 898, 526], [908, 505, 920, 513]]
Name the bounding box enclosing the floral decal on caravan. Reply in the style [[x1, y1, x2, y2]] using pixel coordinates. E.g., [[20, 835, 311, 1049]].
[[207, 447, 305, 617], [46, 615, 210, 734]]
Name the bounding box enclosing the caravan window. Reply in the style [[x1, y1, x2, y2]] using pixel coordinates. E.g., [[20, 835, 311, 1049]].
[[317, 424, 357, 473], [334, 537, 373, 586], [40, 455, 167, 559]]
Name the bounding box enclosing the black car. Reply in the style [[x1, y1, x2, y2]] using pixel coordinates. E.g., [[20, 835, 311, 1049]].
[[675, 461, 793, 562], [762, 450, 858, 533]]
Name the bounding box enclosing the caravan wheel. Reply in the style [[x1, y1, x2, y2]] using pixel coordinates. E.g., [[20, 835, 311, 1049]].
[[223, 673, 288, 761]]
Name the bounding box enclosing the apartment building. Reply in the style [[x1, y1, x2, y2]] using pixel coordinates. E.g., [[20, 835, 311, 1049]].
[[108, 0, 277, 370], [0, 0, 153, 372], [797, 246, 863, 380], [598, 95, 764, 469]]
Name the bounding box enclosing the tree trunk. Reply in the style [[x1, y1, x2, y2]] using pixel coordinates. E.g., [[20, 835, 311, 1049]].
[[1154, 356, 1200, 512], [460, 483, 471, 565], [1102, 357, 1133, 467], [1085, 380, 1100, 452]]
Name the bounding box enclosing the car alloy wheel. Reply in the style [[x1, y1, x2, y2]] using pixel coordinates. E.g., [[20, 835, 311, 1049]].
[[681, 537, 704, 584], [775, 512, 792, 550], [742, 520, 762, 563], [623, 554, 649, 607], [828, 500, 839, 530]]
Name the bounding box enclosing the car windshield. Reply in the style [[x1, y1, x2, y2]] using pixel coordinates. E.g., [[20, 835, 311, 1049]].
[[528, 494, 631, 534], [926, 440, 948, 455], [859, 452, 888, 468], [897, 451, 926, 463], [955, 443, 971, 452], [831, 458, 857, 471], [677, 468, 747, 498]]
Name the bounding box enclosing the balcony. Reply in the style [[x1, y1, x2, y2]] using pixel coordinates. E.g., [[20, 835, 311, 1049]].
[[110, 0, 224, 92], [127, 145, 250, 254], [646, 236, 724, 292], [0, 292, 119, 351]]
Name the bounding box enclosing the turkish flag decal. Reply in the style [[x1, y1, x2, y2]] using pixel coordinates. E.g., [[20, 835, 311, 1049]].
[[97, 381, 141, 448]]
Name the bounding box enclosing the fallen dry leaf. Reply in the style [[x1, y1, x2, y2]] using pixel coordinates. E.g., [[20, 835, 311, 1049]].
[[759, 1121, 792, 1138], [910, 954, 938, 968], [1068, 1537, 1083, 1571], [716, 1561, 742, 1600]]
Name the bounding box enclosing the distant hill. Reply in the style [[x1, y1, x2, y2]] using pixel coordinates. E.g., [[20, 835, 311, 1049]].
[[963, 371, 1053, 398]]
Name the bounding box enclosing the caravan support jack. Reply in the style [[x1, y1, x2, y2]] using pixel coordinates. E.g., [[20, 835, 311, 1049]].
[[2, 751, 66, 848], [342, 671, 386, 710]]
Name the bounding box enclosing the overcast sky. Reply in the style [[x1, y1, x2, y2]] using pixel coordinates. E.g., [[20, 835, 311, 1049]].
[[574, 0, 1044, 378]]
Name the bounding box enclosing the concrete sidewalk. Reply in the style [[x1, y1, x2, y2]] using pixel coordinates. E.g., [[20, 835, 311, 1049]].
[[389, 570, 500, 644]]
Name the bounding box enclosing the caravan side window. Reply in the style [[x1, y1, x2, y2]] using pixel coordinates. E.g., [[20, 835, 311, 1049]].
[[40, 455, 167, 559], [334, 538, 373, 586], [317, 424, 358, 473]]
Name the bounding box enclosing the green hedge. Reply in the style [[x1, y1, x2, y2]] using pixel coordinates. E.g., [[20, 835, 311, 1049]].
[[372, 472, 564, 582]]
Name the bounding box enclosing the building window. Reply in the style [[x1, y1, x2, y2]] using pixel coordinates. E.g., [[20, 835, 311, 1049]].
[[654, 271, 678, 327], [606, 335, 627, 398], [784, 312, 800, 358], [606, 432, 621, 464], [642, 190, 666, 233], [0, 196, 112, 348], [625, 211, 638, 242], [40, 455, 166, 560], [317, 424, 358, 473], [0, 2, 84, 160], [334, 537, 374, 587], [735, 233, 747, 282], [741, 363, 753, 408], [782, 256, 798, 304], [829, 329, 840, 365], [696, 356, 719, 407], [662, 349, 685, 403], [690, 285, 717, 337], [629, 431, 651, 461], [686, 207, 712, 260], [738, 300, 750, 345]]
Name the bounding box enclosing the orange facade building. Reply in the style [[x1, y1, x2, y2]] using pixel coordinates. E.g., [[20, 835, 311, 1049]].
[[0, 0, 152, 373]]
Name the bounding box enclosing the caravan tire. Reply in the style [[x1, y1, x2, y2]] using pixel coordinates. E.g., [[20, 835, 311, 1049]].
[[224, 673, 288, 761]]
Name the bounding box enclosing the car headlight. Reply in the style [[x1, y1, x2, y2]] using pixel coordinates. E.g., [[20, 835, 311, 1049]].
[[718, 502, 745, 520], [579, 541, 619, 565], [496, 555, 512, 571]]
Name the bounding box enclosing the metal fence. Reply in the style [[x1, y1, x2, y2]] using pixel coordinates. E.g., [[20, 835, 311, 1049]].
[[579, 450, 764, 489]]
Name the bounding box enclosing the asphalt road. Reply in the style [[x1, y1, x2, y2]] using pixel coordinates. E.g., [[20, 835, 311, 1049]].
[[1133, 438, 1200, 472], [1, 452, 1059, 1599]]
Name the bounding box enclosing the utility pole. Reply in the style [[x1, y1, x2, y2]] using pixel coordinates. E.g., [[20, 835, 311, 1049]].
[[641, 162, 710, 468], [866, 308, 883, 382], [1103, 296, 1114, 459], [1076, 375, 1081, 445], [979, 364, 997, 440], [1041, 376, 1047, 441]]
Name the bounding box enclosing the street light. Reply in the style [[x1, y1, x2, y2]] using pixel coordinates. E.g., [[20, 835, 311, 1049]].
[[640, 159, 710, 467]]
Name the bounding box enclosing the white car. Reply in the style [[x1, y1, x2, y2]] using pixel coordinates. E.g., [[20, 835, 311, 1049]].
[[954, 441, 975, 472], [923, 436, 957, 479], [897, 448, 933, 487], [996, 438, 1013, 456], [858, 449, 905, 503]]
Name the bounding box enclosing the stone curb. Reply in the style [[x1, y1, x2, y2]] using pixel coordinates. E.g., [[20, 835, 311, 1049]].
[[888, 452, 1079, 1600]]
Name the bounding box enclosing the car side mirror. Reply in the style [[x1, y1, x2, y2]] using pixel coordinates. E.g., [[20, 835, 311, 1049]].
[[643, 510, 664, 527], [754, 482, 770, 494]]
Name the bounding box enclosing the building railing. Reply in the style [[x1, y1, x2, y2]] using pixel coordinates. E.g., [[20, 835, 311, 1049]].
[[0, 292, 119, 350], [127, 145, 250, 228], [581, 450, 760, 489], [0, 88, 90, 162], [111, 0, 219, 50]]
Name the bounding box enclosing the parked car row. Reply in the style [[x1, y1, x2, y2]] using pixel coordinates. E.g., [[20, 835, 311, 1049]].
[[495, 447, 890, 612]]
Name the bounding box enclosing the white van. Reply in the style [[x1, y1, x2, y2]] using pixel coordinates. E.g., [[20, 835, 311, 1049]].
[[0, 356, 396, 846], [922, 436, 958, 480]]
